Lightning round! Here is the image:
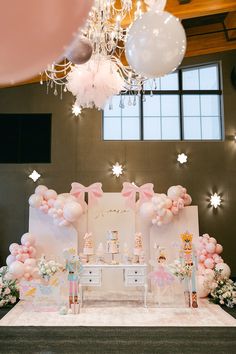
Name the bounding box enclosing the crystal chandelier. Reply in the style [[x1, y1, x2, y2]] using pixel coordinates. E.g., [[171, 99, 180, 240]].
[[40, 0, 145, 101]]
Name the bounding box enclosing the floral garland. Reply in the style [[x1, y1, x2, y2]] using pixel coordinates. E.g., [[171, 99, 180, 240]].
[[0, 266, 19, 308]]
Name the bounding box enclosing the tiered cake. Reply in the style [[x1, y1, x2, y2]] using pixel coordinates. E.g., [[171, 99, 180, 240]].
[[106, 230, 119, 254]]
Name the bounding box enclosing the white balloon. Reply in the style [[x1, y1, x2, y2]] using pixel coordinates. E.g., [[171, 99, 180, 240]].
[[139, 202, 154, 219], [197, 275, 211, 298], [63, 202, 83, 222], [215, 263, 231, 279], [125, 11, 186, 78], [28, 194, 43, 208]]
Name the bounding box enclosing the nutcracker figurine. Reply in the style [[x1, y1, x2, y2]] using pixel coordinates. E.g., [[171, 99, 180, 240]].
[[180, 232, 198, 308], [63, 248, 83, 314]]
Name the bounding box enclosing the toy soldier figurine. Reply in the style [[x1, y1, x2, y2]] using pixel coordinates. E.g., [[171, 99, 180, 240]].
[[63, 248, 83, 314], [180, 232, 198, 308]]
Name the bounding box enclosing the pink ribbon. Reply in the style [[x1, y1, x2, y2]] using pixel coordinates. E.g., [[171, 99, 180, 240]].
[[70, 182, 103, 207], [121, 182, 154, 208]]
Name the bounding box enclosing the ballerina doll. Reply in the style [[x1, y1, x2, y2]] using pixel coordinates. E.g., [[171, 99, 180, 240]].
[[63, 248, 83, 314], [149, 248, 174, 288]]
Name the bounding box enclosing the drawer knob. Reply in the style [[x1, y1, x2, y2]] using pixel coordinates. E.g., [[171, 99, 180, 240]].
[[89, 271, 92, 274], [89, 279, 92, 282], [135, 271, 137, 274], [135, 279, 137, 282]]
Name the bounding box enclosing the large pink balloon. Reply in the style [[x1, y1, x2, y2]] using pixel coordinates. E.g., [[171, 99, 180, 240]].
[[197, 275, 211, 298], [0, 0, 93, 84], [9, 261, 25, 279]]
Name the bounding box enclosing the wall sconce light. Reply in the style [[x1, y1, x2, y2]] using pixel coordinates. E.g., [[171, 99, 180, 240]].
[[177, 153, 188, 164], [234, 132, 236, 141], [29, 170, 41, 182], [72, 104, 81, 117], [112, 162, 123, 177], [210, 193, 222, 208]]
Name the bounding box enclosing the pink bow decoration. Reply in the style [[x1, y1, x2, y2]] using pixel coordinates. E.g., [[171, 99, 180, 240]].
[[121, 182, 154, 208], [70, 182, 103, 207]]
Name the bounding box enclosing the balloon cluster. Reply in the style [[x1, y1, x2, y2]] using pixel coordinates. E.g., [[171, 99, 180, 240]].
[[197, 234, 231, 298], [29, 185, 83, 227], [66, 54, 125, 110], [6, 233, 38, 281], [140, 185, 192, 226]]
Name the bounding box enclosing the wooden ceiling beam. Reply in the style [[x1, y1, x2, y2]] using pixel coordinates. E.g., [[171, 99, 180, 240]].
[[224, 11, 236, 40], [185, 23, 236, 57], [165, 0, 236, 20]]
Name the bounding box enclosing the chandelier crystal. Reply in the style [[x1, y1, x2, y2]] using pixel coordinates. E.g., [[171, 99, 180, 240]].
[[41, 0, 146, 103]]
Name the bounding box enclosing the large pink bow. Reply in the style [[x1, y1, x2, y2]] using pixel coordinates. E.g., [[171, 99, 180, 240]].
[[121, 182, 154, 208], [70, 182, 103, 207]]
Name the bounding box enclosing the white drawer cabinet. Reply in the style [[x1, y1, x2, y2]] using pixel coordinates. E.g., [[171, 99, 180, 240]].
[[125, 276, 145, 286], [79, 264, 148, 307], [80, 276, 101, 286]]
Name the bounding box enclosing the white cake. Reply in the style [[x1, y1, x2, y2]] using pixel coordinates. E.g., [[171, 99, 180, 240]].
[[83, 234, 94, 255], [106, 231, 119, 254]]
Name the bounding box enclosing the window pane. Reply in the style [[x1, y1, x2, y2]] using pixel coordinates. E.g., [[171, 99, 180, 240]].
[[161, 95, 179, 116], [103, 96, 121, 116], [201, 116, 221, 139], [143, 95, 161, 116], [182, 95, 200, 116], [143, 117, 161, 140], [143, 78, 160, 90], [122, 117, 140, 140], [162, 117, 180, 140], [183, 116, 201, 140], [182, 68, 200, 90], [160, 72, 178, 90], [121, 95, 140, 116], [199, 65, 219, 90], [200, 95, 220, 116], [103, 117, 121, 140]]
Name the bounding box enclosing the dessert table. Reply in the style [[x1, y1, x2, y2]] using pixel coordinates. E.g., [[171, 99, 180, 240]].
[[79, 263, 148, 307]]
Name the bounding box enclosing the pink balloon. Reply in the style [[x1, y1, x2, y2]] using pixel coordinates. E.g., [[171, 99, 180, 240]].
[[197, 275, 210, 298], [35, 185, 48, 196], [48, 199, 55, 207], [6, 255, 16, 266], [209, 237, 217, 245], [44, 189, 58, 201], [9, 261, 25, 279], [63, 202, 83, 222], [21, 233, 36, 246], [206, 243, 216, 254], [139, 202, 155, 219], [203, 234, 210, 239], [215, 244, 223, 254], [29, 247, 36, 258], [24, 273, 30, 280], [199, 255, 206, 262], [204, 258, 215, 269], [29, 194, 43, 208], [0, 0, 93, 84], [9, 243, 19, 253], [24, 258, 37, 267], [215, 263, 231, 278], [201, 249, 207, 256]]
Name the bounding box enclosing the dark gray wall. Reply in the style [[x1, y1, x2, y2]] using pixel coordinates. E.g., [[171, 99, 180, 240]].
[[0, 50, 236, 274]]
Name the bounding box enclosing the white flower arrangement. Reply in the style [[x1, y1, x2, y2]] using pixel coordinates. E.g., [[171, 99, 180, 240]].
[[0, 266, 19, 308], [210, 270, 236, 308], [38, 256, 63, 281], [168, 260, 193, 280]]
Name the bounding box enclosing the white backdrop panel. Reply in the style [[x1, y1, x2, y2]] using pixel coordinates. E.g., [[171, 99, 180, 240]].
[[149, 206, 199, 263], [29, 207, 78, 263]]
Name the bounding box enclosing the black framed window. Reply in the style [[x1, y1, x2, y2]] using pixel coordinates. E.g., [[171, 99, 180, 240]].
[[103, 63, 223, 141]]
